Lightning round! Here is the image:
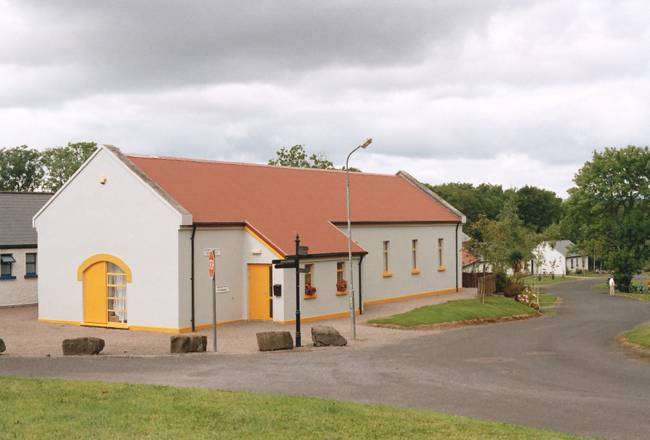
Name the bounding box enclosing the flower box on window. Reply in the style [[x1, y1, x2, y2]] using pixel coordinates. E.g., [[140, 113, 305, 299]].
[[305, 284, 317, 296], [336, 279, 347, 293]]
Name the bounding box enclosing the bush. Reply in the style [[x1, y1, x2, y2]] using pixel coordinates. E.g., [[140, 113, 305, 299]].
[[614, 273, 633, 292], [575, 269, 583, 275], [495, 272, 508, 293], [504, 280, 524, 298]]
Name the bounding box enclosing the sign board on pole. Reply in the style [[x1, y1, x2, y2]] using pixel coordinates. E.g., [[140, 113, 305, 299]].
[[208, 251, 215, 279], [207, 249, 217, 352], [273, 259, 297, 269]]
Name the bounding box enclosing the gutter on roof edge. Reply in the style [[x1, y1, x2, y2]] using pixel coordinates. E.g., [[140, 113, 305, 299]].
[[0, 244, 38, 249], [285, 251, 368, 260]]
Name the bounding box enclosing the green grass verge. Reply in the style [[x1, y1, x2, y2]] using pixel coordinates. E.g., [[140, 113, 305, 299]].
[[592, 278, 650, 301], [521, 275, 598, 286], [614, 292, 650, 302], [622, 322, 650, 349], [368, 295, 556, 328], [0, 377, 580, 439]]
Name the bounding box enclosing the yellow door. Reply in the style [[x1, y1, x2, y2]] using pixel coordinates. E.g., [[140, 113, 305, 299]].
[[248, 264, 271, 320], [83, 262, 107, 324]]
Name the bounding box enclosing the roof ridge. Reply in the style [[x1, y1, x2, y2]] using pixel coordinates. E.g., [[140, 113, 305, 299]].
[[126, 153, 397, 177]]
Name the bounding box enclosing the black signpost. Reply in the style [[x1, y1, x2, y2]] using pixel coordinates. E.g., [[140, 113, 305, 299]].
[[272, 234, 308, 348]]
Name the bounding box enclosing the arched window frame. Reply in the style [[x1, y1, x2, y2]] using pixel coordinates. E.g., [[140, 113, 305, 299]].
[[77, 254, 132, 282]]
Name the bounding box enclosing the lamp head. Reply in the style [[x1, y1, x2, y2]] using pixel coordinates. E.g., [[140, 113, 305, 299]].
[[360, 138, 372, 149]]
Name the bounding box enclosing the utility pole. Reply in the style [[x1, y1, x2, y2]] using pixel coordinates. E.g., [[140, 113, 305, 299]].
[[345, 138, 372, 340]]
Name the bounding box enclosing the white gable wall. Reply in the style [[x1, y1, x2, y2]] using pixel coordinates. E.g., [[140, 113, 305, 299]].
[[34, 148, 184, 328], [532, 243, 566, 276]]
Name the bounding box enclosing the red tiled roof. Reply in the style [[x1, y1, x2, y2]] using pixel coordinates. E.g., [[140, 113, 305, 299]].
[[127, 155, 461, 256], [462, 248, 478, 266]]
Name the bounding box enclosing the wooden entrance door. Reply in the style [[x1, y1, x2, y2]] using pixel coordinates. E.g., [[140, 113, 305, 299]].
[[83, 262, 108, 324], [248, 264, 271, 320]]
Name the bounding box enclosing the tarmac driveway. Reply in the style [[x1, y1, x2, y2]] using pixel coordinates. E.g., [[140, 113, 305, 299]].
[[2, 279, 650, 439]]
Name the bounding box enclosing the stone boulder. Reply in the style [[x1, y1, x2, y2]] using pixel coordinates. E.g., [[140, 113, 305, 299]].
[[256, 331, 294, 351], [0, 337, 5, 354], [62, 337, 105, 355], [311, 325, 347, 347], [170, 335, 208, 353]]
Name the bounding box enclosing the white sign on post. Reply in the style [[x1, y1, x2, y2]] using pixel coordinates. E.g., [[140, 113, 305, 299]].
[[208, 250, 217, 352]]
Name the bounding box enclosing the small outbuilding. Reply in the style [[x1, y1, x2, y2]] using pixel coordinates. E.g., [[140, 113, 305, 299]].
[[530, 240, 589, 276], [1, 192, 51, 307], [34, 145, 465, 333]]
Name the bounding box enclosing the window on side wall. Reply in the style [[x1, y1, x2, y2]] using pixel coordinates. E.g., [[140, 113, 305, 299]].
[[437, 238, 445, 271], [382, 240, 391, 277], [1, 254, 16, 279], [25, 253, 37, 277], [411, 239, 420, 274], [304, 264, 316, 296], [336, 262, 347, 293]]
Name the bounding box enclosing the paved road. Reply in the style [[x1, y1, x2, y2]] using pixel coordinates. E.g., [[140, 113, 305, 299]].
[[2, 279, 649, 439]]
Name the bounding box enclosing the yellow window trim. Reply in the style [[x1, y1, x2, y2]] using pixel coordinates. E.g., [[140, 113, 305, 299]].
[[77, 253, 132, 282], [304, 294, 318, 300], [411, 268, 421, 275], [382, 271, 393, 278], [336, 291, 348, 296], [437, 265, 446, 272]]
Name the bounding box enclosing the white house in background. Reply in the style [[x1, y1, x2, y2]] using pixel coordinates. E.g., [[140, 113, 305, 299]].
[[530, 240, 589, 276], [33, 145, 465, 333], [1, 192, 52, 306]]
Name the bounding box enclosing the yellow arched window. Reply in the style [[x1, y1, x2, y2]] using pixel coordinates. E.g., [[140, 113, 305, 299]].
[[78, 254, 132, 326]]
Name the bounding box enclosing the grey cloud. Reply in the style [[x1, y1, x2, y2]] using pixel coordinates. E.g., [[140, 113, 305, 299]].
[[0, 0, 649, 193], [1, 0, 507, 99]]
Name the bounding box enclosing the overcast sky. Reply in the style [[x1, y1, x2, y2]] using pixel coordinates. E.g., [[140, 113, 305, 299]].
[[1, 1, 648, 196]]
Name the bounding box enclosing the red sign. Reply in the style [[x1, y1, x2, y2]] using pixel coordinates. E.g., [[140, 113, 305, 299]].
[[208, 251, 215, 278]]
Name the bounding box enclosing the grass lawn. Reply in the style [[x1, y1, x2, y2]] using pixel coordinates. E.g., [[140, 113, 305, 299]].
[[521, 275, 599, 287], [0, 377, 580, 439], [368, 294, 556, 328], [622, 322, 650, 350], [592, 276, 650, 301]]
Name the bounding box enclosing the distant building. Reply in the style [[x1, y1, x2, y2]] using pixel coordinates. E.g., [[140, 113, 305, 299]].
[[530, 240, 589, 276], [0, 192, 52, 306]]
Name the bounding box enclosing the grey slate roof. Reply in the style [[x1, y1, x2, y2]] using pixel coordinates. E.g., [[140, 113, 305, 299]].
[[0, 192, 52, 247]]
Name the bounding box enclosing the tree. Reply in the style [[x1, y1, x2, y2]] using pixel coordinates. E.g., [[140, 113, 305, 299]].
[[426, 182, 506, 226], [0, 145, 44, 191], [468, 197, 540, 277], [41, 142, 97, 192], [563, 146, 649, 291], [515, 186, 563, 232], [268, 145, 334, 169]]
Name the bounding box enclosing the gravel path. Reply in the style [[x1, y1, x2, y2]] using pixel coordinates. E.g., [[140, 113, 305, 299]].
[[0, 289, 475, 356]]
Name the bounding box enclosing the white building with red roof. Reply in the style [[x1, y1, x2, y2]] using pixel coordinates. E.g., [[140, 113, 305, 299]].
[[34, 145, 465, 333]]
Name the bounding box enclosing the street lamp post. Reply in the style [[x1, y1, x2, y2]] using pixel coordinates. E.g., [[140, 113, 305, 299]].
[[346, 138, 372, 340]]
